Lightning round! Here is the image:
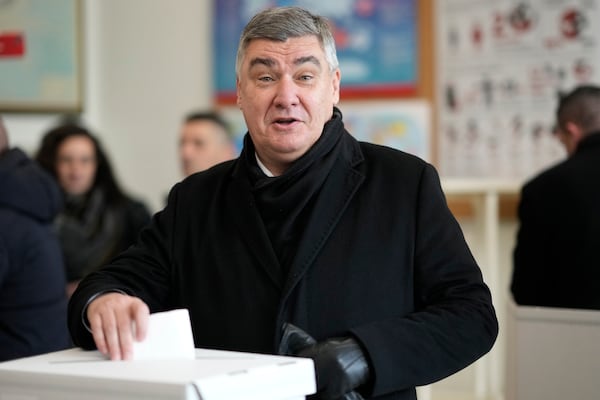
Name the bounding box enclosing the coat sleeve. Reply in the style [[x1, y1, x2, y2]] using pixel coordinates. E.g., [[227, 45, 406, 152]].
[[68, 184, 180, 349], [351, 164, 498, 396]]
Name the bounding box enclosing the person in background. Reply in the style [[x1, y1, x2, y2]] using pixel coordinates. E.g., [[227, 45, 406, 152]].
[[512, 85, 600, 310], [68, 7, 497, 400], [179, 110, 237, 177], [0, 116, 72, 361], [35, 123, 151, 298]]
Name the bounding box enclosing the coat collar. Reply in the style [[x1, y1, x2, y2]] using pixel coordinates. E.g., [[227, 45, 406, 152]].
[[227, 110, 365, 294]]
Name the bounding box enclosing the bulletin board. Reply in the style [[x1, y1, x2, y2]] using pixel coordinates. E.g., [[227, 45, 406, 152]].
[[213, 0, 419, 104], [0, 0, 82, 112], [436, 0, 600, 180]]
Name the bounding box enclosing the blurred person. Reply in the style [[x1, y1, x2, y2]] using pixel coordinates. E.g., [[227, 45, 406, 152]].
[[35, 123, 151, 297], [512, 85, 600, 309], [179, 111, 236, 177], [0, 116, 71, 361], [68, 7, 497, 400]]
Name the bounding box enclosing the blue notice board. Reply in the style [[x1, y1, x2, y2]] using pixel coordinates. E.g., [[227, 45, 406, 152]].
[[214, 0, 418, 103]]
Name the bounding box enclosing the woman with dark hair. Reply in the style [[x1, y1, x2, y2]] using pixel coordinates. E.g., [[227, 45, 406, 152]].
[[36, 123, 151, 297]]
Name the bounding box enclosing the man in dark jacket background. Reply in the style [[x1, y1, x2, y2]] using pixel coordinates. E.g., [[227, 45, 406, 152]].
[[0, 116, 72, 361], [512, 85, 600, 309]]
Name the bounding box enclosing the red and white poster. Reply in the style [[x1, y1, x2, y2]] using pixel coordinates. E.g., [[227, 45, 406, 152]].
[[436, 0, 600, 180]]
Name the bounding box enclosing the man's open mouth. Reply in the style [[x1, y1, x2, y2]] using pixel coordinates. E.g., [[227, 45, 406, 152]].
[[275, 118, 297, 125]]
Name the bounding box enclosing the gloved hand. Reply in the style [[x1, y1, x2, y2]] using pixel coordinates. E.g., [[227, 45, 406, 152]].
[[279, 323, 370, 400]]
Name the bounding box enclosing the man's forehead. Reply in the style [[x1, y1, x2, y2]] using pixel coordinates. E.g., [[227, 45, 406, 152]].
[[245, 36, 324, 59]]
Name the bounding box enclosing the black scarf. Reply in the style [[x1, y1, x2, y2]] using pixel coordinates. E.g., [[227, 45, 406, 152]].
[[242, 108, 345, 273]]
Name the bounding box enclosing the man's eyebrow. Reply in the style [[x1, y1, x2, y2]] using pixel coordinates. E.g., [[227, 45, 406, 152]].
[[249, 57, 275, 68], [248, 55, 322, 69], [295, 55, 321, 68]]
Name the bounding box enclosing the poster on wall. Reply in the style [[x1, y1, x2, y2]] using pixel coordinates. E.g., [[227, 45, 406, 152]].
[[0, 0, 82, 112], [339, 100, 430, 161], [214, 0, 418, 104], [436, 0, 600, 181]]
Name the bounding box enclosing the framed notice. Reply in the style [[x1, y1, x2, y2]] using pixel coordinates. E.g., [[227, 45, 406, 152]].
[[214, 0, 418, 104], [0, 0, 82, 112]]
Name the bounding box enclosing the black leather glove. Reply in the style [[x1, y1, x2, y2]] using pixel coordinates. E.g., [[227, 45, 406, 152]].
[[279, 323, 370, 400]]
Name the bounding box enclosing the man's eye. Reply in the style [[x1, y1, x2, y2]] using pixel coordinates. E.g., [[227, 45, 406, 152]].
[[258, 76, 274, 82], [299, 75, 313, 81]]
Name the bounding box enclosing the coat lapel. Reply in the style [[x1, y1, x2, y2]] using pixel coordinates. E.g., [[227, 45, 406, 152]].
[[282, 144, 365, 297]]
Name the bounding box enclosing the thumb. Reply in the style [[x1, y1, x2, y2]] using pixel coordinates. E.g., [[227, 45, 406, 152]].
[[279, 323, 317, 355], [339, 391, 365, 400]]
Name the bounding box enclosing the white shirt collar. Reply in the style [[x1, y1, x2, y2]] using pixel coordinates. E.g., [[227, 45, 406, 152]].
[[255, 153, 275, 177]]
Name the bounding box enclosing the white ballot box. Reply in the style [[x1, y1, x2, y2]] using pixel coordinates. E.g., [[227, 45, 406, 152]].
[[0, 347, 316, 400]]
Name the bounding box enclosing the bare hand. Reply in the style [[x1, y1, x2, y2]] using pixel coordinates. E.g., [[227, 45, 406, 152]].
[[87, 293, 149, 361]]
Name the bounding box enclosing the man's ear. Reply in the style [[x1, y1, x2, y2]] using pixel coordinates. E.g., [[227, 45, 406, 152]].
[[332, 68, 341, 105], [236, 78, 243, 109], [564, 121, 584, 142]]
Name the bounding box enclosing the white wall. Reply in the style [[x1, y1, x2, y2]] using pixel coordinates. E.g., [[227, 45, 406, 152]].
[[4, 0, 214, 212]]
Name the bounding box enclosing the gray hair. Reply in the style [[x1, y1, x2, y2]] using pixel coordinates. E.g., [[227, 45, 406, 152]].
[[235, 6, 339, 77]]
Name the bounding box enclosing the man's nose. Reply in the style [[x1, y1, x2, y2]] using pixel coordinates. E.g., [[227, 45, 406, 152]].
[[273, 77, 299, 108], [67, 160, 82, 171], [180, 143, 195, 157]]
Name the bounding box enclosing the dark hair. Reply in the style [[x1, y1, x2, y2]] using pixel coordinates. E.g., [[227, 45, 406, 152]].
[[556, 85, 600, 135], [184, 110, 232, 139], [35, 123, 127, 205]]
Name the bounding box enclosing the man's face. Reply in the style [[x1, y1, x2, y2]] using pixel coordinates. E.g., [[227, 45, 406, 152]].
[[56, 135, 97, 196], [179, 120, 234, 176], [236, 36, 341, 175]]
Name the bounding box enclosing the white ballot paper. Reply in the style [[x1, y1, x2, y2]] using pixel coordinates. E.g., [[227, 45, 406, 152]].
[[131, 308, 196, 360]]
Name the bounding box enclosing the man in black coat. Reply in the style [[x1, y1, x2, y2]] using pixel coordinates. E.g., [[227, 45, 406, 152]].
[[68, 7, 498, 400], [512, 85, 600, 310], [0, 116, 72, 361]]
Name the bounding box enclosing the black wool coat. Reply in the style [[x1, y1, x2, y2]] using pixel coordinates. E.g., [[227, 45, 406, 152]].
[[69, 120, 498, 399]]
